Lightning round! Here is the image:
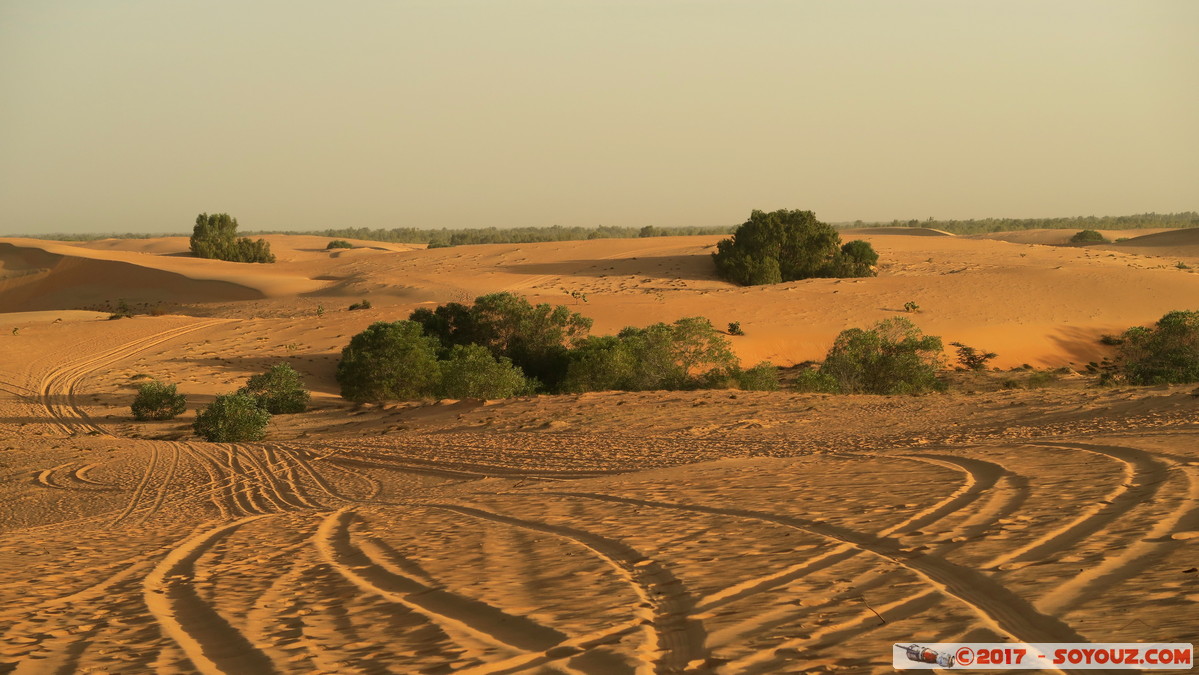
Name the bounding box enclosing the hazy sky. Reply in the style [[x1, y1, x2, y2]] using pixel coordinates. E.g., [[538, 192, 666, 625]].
[[2, 1, 1196, 234]]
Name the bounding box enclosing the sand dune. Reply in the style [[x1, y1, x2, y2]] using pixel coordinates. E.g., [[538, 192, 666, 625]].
[[842, 227, 953, 237], [1, 231, 1197, 673]]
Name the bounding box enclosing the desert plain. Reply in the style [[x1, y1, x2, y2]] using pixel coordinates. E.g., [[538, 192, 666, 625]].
[[1, 228, 1197, 674]]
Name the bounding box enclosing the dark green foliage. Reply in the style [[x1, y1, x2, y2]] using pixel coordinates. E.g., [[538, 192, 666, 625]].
[[712, 209, 878, 285], [836, 239, 880, 277], [727, 321, 745, 336], [410, 293, 591, 392], [793, 368, 839, 393], [1099, 334, 1124, 346], [732, 362, 780, 391], [238, 363, 310, 414], [326, 239, 354, 249], [348, 300, 372, 311], [1070, 229, 1108, 244], [903, 301, 920, 313], [189, 213, 275, 263], [336, 321, 442, 402], [108, 299, 134, 320], [564, 317, 738, 392], [193, 393, 271, 442], [131, 380, 186, 421], [949, 341, 998, 371], [860, 212, 1198, 236], [1115, 310, 1199, 385], [437, 344, 531, 399], [818, 318, 945, 394]]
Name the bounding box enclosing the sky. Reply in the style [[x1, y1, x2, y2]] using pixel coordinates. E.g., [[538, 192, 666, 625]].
[[1, 1, 1197, 235]]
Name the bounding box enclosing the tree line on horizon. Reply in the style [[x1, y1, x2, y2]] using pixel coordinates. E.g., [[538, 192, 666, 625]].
[[11, 211, 1195, 243], [843, 211, 1199, 235]]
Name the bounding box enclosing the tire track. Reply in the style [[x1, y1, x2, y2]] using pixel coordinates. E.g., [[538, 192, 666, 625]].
[[428, 502, 710, 674], [314, 508, 567, 665], [110, 444, 162, 526], [142, 515, 280, 675], [38, 319, 225, 436], [549, 491, 1085, 645]]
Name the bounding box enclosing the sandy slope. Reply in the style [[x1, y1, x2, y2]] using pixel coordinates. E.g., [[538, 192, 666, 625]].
[[1, 233, 1198, 673]]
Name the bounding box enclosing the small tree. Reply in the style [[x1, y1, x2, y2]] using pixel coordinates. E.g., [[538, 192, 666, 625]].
[[819, 317, 946, 394], [1070, 229, 1108, 244], [727, 321, 745, 336], [239, 363, 310, 414], [712, 209, 877, 285], [949, 342, 998, 371], [732, 361, 780, 391], [131, 380, 186, 421], [437, 344, 530, 399], [1116, 310, 1199, 384], [193, 393, 271, 442], [190, 213, 275, 263], [336, 321, 442, 402], [326, 239, 354, 249]]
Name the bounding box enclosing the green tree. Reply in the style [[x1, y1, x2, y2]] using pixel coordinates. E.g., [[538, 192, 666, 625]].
[[336, 321, 442, 402], [565, 317, 738, 392], [1070, 229, 1108, 244], [437, 344, 530, 399], [819, 317, 945, 394], [712, 209, 877, 285], [193, 393, 271, 442], [131, 380, 186, 420], [190, 213, 275, 263], [1116, 310, 1199, 384], [410, 293, 591, 392], [239, 363, 310, 414]]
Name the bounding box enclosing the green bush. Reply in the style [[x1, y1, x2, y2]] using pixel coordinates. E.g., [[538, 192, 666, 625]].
[[818, 317, 946, 394], [326, 239, 354, 249], [727, 321, 745, 336], [793, 368, 839, 393], [348, 300, 372, 311], [193, 393, 271, 441], [336, 321, 442, 402], [238, 363, 310, 414], [131, 380, 186, 421], [190, 213, 275, 263], [732, 361, 780, 391], [564, 317, 738, 392], [437, 344, 531, 399], [410, 292, 591, 392], [949, 341, 998, 371], [1115, 310, 1199, 384], [712, 209, 878, 285], [1070, 229, 1108, 244]]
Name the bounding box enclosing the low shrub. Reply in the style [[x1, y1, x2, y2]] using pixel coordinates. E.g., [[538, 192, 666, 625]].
[[326, 239, 354, 249], [337, 321, 442, 402], [949, 341, 998, 371], [818, 317, 945, 394], [1070, 229, 1108, 244], [1115, 310, 1199, 385], [437, 344, 531, 399], [193, 393, 271, 442], [239, 363, 310, 414], [732, 361, 780, 391], [348, 300, 373, 311], [131, 380, 186, 421], [727, 321, 745, 336]]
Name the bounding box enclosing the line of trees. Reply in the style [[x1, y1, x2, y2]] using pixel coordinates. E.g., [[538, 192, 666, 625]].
[[335, 292, 778, 402], [845, 212, 1198, 235], [249, 224, 736, 248]]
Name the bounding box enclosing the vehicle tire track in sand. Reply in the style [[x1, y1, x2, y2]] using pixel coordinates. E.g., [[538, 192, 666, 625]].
[[315, 508, 568, 665], [109, 444, 161, 525], [135, 442, 181, 525], [1027, 442, 1199, 614], [988, 441, 1171, 568], [428, 502, 711, 674], [697, 453, 1022, 652], [549, 491, 1085, 645], [38, 320, 225, 435], [142, 515, 280, 675]]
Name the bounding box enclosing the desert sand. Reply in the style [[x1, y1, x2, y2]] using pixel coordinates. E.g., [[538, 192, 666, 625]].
[[1, 230, 1197, 673]]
